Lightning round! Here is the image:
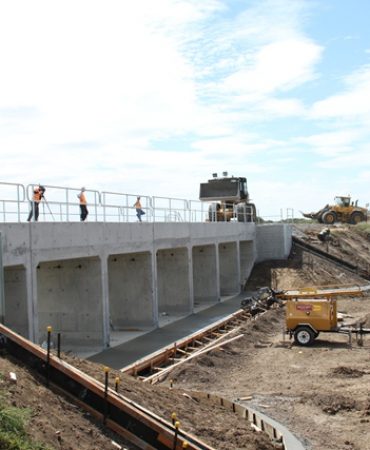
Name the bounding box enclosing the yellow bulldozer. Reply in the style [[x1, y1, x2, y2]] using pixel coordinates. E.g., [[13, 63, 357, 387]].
[[302, 195, 368, 225], [199, 172, 256, 222]]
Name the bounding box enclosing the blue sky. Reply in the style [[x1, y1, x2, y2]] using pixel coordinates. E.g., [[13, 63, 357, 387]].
[[1, 0, 370, 219]]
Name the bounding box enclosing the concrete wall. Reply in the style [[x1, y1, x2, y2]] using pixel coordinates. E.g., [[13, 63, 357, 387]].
[[108, 252, 154, 329], [219, 241, 239, 295], [4, 265, 28, 337], [0, 221, 291, 350], [157, 247, 191, 314], [239, 240, 255, 286], [192, 244, 218, 306], [37, 257, 103, 347], [255, 224, 292, 263]]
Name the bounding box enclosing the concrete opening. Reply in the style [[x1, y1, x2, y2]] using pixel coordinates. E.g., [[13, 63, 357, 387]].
[[240, 240, 255, 288], [108, 252, 154, 330], [219, 242, 239, 296], [156, 247, 190, 317], [4, 265, 29, 338], [37, 256, 103, 348], [192, 245, 218, 308]]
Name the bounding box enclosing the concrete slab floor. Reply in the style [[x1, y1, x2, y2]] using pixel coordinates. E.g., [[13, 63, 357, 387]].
[[88, 292, 248, 370]]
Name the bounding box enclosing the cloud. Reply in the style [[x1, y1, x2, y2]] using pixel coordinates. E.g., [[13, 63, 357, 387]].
[[2, 0, 369, 218], [310, 65, 370, 119], [223, 39, 322, 96]]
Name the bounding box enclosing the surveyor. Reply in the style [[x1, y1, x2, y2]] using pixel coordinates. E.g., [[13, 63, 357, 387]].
[[27, 185, 45, 222], [77, 187, 89, 221]]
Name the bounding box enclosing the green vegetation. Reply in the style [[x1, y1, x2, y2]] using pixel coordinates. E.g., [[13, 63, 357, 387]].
[[0, 397, 53, 450], [356, 222, 370, 233]]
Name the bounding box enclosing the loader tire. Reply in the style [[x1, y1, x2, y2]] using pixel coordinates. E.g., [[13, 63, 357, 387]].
[[294, 326, 315, 346], [350, 211, 364, 225], [322, 211, 336, 225]]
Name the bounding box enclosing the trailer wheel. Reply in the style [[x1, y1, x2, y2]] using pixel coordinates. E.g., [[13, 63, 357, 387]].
[[294, 326, 315, 346]]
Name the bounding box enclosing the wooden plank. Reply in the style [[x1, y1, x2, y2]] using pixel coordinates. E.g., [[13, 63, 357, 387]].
[[121, 308, 249, 374], [145, 335, 243, 384]]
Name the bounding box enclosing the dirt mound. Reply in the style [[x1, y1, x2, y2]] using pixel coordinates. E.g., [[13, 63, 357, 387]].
[[293, 223, 370, 275], [0, 348, 276, 450], [0, 354, 137, 450], [307, 393, 357, 415], [330, 366, 366, 378]]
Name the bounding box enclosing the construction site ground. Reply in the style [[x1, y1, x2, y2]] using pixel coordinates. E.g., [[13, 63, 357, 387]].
[[1, 223, 370, 450]]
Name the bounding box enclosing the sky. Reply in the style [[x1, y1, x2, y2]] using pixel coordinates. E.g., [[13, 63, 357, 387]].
[[1, 0, 370, 220]]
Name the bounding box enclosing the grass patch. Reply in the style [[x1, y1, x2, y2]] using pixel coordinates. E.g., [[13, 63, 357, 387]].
[[356, 222, 370, 233], [0, 397, 53, 450]]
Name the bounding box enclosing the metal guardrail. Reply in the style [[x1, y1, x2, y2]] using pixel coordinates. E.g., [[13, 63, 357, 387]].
[[0, 180, 295, 223]]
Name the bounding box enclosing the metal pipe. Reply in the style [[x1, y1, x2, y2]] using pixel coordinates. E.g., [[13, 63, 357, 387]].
[[46, 325, 52, 386]]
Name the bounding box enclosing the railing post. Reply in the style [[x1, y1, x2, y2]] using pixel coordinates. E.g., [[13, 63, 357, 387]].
[[66, 188, 69, 221], [94, 191, 99, 222], [17, 184, 21, 222], [102, 192, 106, 222], [152, 197, 156, 223]]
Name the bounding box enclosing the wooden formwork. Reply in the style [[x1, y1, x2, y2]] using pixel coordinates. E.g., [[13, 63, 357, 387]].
[[0, 323, 215, 450]]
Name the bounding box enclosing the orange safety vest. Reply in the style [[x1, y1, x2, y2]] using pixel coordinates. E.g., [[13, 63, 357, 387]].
[[79, 192, 87, 205], [32, 188, 42, 202]]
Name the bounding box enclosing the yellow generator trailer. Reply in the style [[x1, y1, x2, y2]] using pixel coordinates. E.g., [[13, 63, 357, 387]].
[[286, 296, 370, 346], [280, 284, 370, 345], [286, 298, 337, 345], [240, 285, 370, 346]]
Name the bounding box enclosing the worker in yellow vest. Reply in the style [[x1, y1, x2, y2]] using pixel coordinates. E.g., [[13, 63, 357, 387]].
[[77, 187, 89, 221]]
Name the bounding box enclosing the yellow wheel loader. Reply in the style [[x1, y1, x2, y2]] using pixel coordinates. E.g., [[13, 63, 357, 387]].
[[302, 195, 368, 225]]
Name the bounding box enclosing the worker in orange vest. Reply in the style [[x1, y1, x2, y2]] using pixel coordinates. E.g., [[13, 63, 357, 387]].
[[77, 187, 89, 221], [27, 185, 45, 222], [133, 196, 145, 222]]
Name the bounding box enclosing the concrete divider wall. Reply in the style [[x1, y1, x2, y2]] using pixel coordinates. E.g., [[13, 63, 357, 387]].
[[0, 222, 291, 350]]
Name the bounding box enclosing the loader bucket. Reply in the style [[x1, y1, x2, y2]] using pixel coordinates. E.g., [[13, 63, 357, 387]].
[[301, 211, 317, 219], [301, 205, 329, 221]]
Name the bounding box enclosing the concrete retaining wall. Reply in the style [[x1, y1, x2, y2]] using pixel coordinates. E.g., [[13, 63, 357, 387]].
[[0, 222, 291, 350], [255, 224, 292, 263]]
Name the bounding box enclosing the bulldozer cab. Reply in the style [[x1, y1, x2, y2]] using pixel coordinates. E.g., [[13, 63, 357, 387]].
[[334, 196, 351, 208], [199, 174, 248, 202]]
